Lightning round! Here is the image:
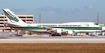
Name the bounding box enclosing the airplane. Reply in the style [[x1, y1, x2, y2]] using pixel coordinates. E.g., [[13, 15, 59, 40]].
[[3, 9, 104, 36]]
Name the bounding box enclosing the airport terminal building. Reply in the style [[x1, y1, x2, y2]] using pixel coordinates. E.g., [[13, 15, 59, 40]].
[[0, 14, 34, 32]]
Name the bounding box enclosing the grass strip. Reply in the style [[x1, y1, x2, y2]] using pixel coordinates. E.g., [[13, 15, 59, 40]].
[[0, 43, 105, 53]]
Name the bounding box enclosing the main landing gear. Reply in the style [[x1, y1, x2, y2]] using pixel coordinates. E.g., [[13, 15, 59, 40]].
[[51, 33, 61, 36]]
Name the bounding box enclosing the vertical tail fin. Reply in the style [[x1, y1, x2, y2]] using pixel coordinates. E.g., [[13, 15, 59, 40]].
[[3, 9, 26, 24]]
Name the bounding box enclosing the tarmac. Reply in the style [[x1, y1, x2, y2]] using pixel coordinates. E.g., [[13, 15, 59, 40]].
[[0, 35, 105, 43]]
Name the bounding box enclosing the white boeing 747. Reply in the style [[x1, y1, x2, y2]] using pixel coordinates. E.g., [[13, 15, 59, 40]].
[[3, 9, 103, 36]]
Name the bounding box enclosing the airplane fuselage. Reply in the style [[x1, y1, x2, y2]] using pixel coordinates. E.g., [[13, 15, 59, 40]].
[[7, 22, 102, 33]]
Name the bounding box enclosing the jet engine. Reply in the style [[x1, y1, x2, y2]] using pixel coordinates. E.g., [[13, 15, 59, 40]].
[[67, 30, 73, 35], [55, 29, 62, 34], [48, 28, 74, 36], [50, 29, 62, 36]]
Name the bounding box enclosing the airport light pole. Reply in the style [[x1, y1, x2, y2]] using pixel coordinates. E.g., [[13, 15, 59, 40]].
[[39, 14, 41, 23], [97, 12, 99, 25]]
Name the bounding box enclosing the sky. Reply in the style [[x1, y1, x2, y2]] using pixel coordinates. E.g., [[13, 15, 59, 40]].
[[0, 0, 105, 24]]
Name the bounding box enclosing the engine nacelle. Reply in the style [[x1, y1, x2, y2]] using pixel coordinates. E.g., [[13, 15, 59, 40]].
[[67, 30, 73, 35], [55, 29, 62, 34], [49, 29, 62, 36], [48, 28, 74, 36]]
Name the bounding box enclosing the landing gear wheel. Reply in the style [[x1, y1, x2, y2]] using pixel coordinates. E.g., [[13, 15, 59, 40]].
[[51, 33, 61, 36], [57, 33, 61, 36]]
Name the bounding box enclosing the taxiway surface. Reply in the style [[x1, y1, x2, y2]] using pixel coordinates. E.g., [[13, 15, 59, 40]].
[[0, 36, 105, 43]]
